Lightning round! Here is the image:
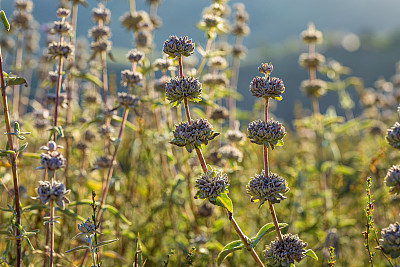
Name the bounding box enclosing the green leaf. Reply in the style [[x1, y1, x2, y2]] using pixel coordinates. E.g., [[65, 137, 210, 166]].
[[304, 249, 318, 260], [0, 10, 10, 31], [2, 71, 8, 78], [24, 236, 34, 251], [211, 193, 233, 214], [7, 77, 28, 87], [14, 122, 20, 133], [65, 245, 90, 253], [55, 207, 85, 222], [103, 205, 132, 225], [72, 72, 103, 88], [93, 238, 119, 249], [17, 143, 28, 154], [217, 240, 244, 266], [250, 223, 288, 248]]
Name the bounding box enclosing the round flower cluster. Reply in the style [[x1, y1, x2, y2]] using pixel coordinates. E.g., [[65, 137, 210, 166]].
[[35, 180, 70, 209], [202, 73, 229, 87], [38, 141, 66, 171], [163, 36, 195, 59], [386, 122, 400, 150], [247, 120, 286, 149], [378, 222, 400, 259], [78, 218, 98, 235], [298, 52, 325, 69], [127, 49, 144, 63], [385, 165, 400, 194], [195, 168, 229, 200], [120, 11, 153, 32], [47, 42, 74, 60], [246, 171, 289, 206], [120, 70, 143, 87], [208, 56, 228, 70], [88, 26, 111, 41], [300, 79, 327, 98], [250, 76, 285, 100], [56, 8, 71, 18], [93, 156, 113, 169], [210, 106, 229, 120], [231, 23, 250, 36], [90, 39, 112, 54], [92, 4, 111, 24], [301, 23, 323, 44], [258, 62, 273, 75], [165, 76, 202, 106], [264, 233, 308, 266], [170, 119, 219, 153], [117, 92, 140, 109], [153, 58, 173, 72], [232, 44, 247, 58], [226, 129, 244, 143], [51, 21, 73, 36], [218, 145, 243, 162]]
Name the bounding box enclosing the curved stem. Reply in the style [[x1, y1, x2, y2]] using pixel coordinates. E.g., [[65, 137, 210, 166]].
[[0, 49, 22, 267]]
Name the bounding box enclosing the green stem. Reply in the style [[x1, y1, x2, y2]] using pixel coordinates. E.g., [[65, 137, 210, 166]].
[[0, 48, 22, 267]]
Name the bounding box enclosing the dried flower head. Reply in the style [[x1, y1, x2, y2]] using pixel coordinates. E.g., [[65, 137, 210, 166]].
[[385, 165, 400, 194], [264, 233, 308, 266], [35, 180, 70, 209], [93, 156, 113, 169], [56, 8, 71, 18], [231, 23, 250, 36], [218, 145, 243, 162], [47, 41, 74, 60], [117, 92, 140, 109], [170, 119, 219, 153], [92, 4, 111, 24], [38, 141, 65, 171], [387, 122, 400, 150], [135, 30, 153, 49], [210, 106, 229, 120], [378, 222, 400, 258], [246, 171, 289, 205], [77, 218, 100, 235], [165, 76, 202, 106], [11, 10, 33, 30], [163, 36, 195, 59], [301, 23, 323, 44], [15, 0, 33, 12], [98, 124, 114, 137], [226, 129, 244, 143], [90, 39, 112, 54], [88, 26, 111, 41], [120, 11, 152, 32], [51, 20, 73, 36], [208, 56, 228, 70], [120, 70, 143, 87], [299, 52, 325, 69], [250, 76, 285, 101], [202, 73, 229, 87], [195, 168, 229, 200], [232, 44, 247, 58], [153, 58, 174, 72], [300, 79, 327, 98], [198, 14, 227, 33], [258, 62, 273, 75], [127, 49, 144, 63], [247, 120, 286, 149]]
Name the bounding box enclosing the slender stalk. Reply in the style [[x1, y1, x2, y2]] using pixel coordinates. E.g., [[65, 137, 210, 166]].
[[195, 149, 207, 173], [228, 36, 243, 129], [0, 48, 22, 267], [196, 37, 213, 77], [183, 98, 191, 124], [129, 0, 136, 15], [12, 31, 23, 119], [263, 97, 283, 241], [49, 199, 55, 267], [178, 55, 183, 78], [100, 50, 109, 108]]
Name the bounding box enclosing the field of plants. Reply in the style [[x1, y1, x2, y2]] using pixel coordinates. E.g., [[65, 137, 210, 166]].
[[0, 0, 400, 266]]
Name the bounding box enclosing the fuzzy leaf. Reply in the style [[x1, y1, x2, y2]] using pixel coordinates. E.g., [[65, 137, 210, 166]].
[[93, 238, 119, 249], [304, 249, 318, 260], [7, 77, 28, 87], [217, 240, 244, 266], [24, 236, 34, 251], [0, 10, 10, 31], [65, 245, 90, 253], [211, 193, 233, 214], [250, 223, 288, 248], [17, 143, 28, 154]]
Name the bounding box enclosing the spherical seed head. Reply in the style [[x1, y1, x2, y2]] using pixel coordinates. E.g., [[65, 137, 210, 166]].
[[378, 222, 400, 258], [35, 181, 51, 205], [264, 233, 308, 266], [247, 120, 286, 149], [163, 36, 195, 59], [246, 171, 289, 206], [78, 218, 97, 234], [56, 8, 71, 18], [120, 11, 152, 32], [135, 30, 153, 49], [170, 119, 219, 153], [195, 168, 229, 200], [385, 165, 400, 194], [258, 62, 273, 75], [127, 49, 144, 63], [120, 70, 143, 87], [299, 52, 325, 69], [153, 58, 174, 72], [232, 44, 247, 58], [39, 151, 66, 171], [11, 10, 33, 30], [300, 79, 327, 98], [301, 23, 323, 44], [387, 122, 400, 150], [218, 145, 243, 162], [231, 23, 250, 36], [93, 156, 113, 169], [250, 76, 285, 101], [90, 39, 112, 54], [15, 0, 33, 12], [117, 92, 140, 109], [51, 20, 73, 36], [165, 76, 202, 106]]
